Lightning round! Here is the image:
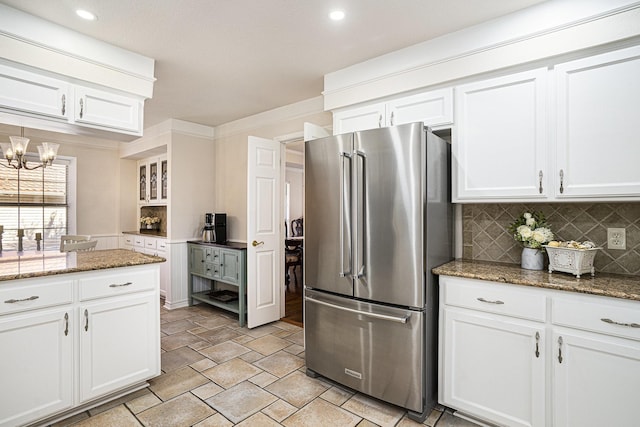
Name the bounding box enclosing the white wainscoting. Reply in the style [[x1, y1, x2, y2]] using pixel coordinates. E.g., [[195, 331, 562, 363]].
[[91, 234, 122, 250], [165, 241, 189, 310]]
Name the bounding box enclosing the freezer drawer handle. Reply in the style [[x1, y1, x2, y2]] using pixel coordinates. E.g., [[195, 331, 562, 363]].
[[477, 297, 504, 305], [601, 318, 640, 328], [307, 297, 409, 324]]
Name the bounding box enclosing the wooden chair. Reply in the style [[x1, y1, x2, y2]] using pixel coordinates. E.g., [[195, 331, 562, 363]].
[[60, 235, 97, 252], [285, 239, 303, 289]]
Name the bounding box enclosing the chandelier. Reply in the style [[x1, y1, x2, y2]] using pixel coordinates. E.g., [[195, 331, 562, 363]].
[[0, 129, 59, 170]]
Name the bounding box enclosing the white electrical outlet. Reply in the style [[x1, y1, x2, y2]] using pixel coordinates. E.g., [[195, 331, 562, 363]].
[[607, 228, 626, 250]]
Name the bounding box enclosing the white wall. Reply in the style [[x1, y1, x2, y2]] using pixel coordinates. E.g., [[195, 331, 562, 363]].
[[213, 97, 330, 242], [285, 165, 304, 230]]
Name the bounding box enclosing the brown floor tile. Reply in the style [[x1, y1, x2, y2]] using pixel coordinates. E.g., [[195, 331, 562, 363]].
[[161, 346, 206, 372], [191, 358, 218, 372], [197, 326, 243, 346], [284, 330, 304, 346], [192, 382, 225, 400], [193, 413, 234, 427], [161, 330, 208, 351], [205, 381, 277, 424], [244, 335, 291, 356], [238, 350, 265, 363], [199, 341, 251, 363], [194, 316, 236, 330], [161, 318, 199, 335], [72, 404, 142, 427], [357, 420, 380, 427], [50, 411, 90, 426], [235, 412, 281, 426], [87, 388, 150, 416], [320, 386, 354, 406], [265, 370, 329, 408], [202, 358, 263, 389], [148, 366, 210, 401], [243, 324, 283, 338], [126, 392, 162, 414], [137, 393, 214, 427], [261, 399, 298, 423], [283, 343, 305, 355], [252, 350, 305, 378], [249, 371, 279, 388], [282, 398, 361, 427], [341, 393, 405, 427]]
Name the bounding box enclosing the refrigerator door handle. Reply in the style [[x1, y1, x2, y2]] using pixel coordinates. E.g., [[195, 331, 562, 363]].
[[306, 296, 410, 324], [339, 152, 352, 277], [355, 150, 366, 279]]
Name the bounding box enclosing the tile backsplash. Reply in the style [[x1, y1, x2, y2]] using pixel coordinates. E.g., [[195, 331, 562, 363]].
[[462, 203, 640, 276], [140, 205, 167, 234]]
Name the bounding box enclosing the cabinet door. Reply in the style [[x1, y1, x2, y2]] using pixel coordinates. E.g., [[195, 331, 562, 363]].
[[189, 245, 206, 276], [333, 102, 386, 134], [453, 68, 548, 202], [553, 330, 640, 427], [138, 162, 148, 203], [0, 308, 73, 427], [440, 308, 545, 427], [160, 157, 168, 201], [0, 63, 69, 120], [148, 161, 158, 202], [555, 45, 640, 199], [79, 292, 159, 403], [387, 88, 453, 128], [74, 86, 142, 134], [220, 249, 240, 284]]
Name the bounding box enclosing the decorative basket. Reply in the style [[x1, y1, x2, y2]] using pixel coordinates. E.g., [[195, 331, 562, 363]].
[[543, 245, 600, 278]]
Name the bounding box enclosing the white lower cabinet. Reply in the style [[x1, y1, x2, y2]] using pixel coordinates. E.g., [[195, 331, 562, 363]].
[[79, 292, 159, 403], [441, 308, 545, 427], [0, 264, 160, 427], [440, 276, 640, 427], [0, 308, 74, 427]]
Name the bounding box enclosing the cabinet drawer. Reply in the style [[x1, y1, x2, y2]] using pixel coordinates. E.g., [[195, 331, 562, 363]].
[[205, 248, 220, 263], [144, 238, 157, 250], [441, 276, 546, 322], [157, 239, 167, 251], [133, 236, 144, 247], [123, 235, 134, 245], [552, 296, 640, 341], [204, 262, 221, 279], [79, 268, 156, 301], [0, 280, 73, 315]]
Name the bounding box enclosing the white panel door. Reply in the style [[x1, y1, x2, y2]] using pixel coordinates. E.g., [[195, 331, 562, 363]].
[[453, 68, 548, 202], [0, 308, 73, 427], [441, 308, 546, 427], [247, 136, 281, 328], [553, 330, 640, 427], [555, 45, 640, 199]]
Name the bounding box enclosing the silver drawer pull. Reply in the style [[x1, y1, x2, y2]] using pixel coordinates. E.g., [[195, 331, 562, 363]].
[[5, 295, 39, 304], [109, 282, 133, 288], [477, 297, 504, 305], [601, 318, 640, 328]]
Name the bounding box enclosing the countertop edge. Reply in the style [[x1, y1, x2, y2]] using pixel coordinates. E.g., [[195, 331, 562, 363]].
[[433, 260, 640, 302]]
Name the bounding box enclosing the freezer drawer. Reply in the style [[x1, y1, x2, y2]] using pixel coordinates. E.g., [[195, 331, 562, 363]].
[[305, 289, 424, 412]]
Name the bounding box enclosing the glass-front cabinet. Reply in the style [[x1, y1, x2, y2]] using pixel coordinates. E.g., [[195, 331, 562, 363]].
[[138, 155, 168, 205]]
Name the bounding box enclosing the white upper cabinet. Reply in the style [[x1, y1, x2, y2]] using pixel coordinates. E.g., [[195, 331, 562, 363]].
[[333, 88, 453, 135], [453, 68, 548, 202], [333, 102, 386, 134], [0, 63, 69, 120], [554, 45, 640, 200], [74, 86, 143, 134]]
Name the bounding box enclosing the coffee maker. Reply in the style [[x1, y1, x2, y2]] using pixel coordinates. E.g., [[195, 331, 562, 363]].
[[202, 213, 227, 244]]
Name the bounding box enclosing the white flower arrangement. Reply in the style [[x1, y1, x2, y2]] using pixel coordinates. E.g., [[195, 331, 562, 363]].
[[508, 211, 554, 250], [140, 216, 160, 225]]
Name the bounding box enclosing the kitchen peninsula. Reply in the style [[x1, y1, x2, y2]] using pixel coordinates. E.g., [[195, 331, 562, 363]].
[[0, 249, 164, 427]]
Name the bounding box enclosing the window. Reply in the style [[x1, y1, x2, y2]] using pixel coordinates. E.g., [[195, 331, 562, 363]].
[[0, 156, 69, 251]]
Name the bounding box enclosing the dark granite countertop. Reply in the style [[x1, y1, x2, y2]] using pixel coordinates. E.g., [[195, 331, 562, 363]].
[[0, 249, 165, 282], [187, 240, 247, 250], [433, 259, 640, 301]]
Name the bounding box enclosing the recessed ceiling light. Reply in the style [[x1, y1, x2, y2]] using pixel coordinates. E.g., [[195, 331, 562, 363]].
[[76, 9, 97, 21], [329, 10, 345, 21]]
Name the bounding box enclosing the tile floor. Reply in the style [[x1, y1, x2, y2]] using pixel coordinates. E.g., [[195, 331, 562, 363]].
[[51, 303, 478, 427]]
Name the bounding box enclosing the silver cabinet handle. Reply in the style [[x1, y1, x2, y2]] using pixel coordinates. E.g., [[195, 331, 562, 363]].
[[601, 318, 640, 328], [390, 111, 395, 126], [538, 170, 543, 194], [84, 309, 89, 332], [535, 331, 540, 358], [557, 336, 563, 363], [5, 295, 39, 303], [64, 312, 69, 336], [477, 297, 504, 305], [378, 114, 382, 128], [79, 98, 84, 118], [61, 94, 66, 115], [109, 282, 132, 288], [559, 169, 564, 194], [307, 296, 409, 324]]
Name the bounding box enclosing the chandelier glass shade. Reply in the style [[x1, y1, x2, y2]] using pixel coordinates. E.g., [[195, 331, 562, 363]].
[[1, 136, 59, 170]]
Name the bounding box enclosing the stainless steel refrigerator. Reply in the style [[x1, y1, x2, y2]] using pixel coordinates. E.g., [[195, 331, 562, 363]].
[[304, 122, 452, 422]]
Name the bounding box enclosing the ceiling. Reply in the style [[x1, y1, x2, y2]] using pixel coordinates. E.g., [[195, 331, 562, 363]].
[[1, 0, 547, 129]]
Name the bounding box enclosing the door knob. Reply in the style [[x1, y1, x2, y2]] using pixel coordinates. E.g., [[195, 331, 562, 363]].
[[252, 240, 264, 247]]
